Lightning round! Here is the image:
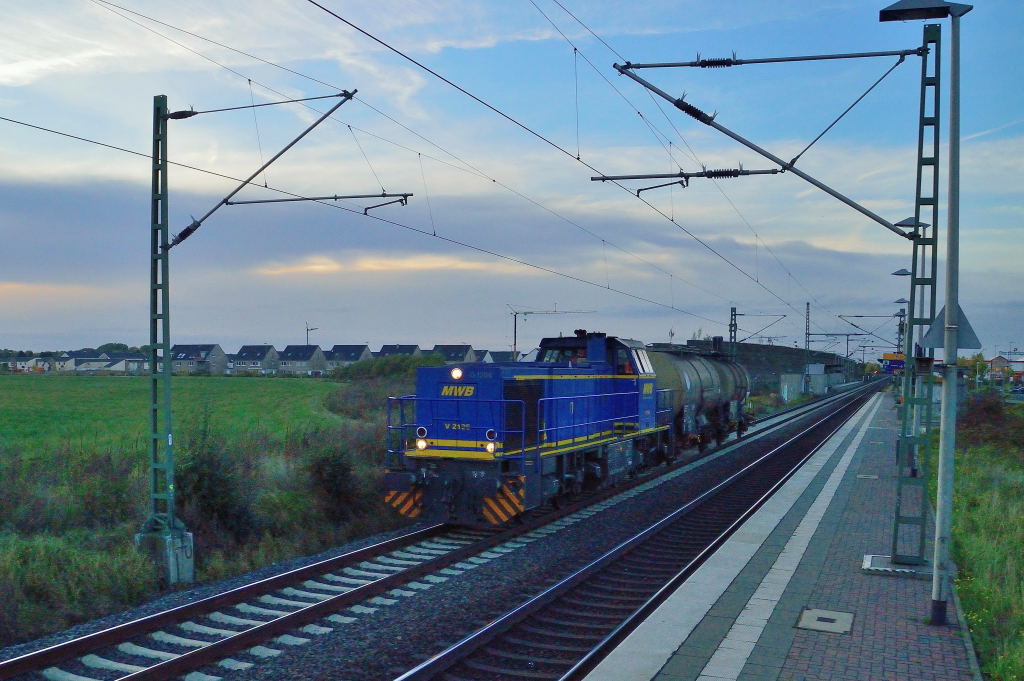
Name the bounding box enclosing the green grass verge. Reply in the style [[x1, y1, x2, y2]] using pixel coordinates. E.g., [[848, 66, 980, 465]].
[[0, 374, 339, 452], [0, 374, 410, 647], [945, 393, 1024, 680]]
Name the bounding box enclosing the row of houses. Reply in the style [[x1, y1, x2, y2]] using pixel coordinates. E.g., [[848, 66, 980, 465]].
[[3, 344, 520, 376], [4, 350, 149, 374], [172, 344, 520, 376]]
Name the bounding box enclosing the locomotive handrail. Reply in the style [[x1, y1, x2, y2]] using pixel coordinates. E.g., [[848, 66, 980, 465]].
[[385, 395, 528, 470], [536, 390, 643, 452]]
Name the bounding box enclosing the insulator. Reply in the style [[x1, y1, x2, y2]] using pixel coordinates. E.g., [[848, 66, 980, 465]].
[[674, 99, 714, 125], [698, 57, 735, 68], [704, 168, 741, 179]]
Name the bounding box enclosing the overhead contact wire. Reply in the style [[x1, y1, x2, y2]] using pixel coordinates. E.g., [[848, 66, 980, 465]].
[[248, 79, 269, 187], [0, 114, 731, 328], [547, 0, 844, 334], [91, 0, 698, 301], [350, 125, 385, 193], [525, 0, 813, 321], [306, 0, 779, 303]]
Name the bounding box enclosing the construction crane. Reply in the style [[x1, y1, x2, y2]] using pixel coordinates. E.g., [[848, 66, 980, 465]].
[[507, 304, 593, 357]]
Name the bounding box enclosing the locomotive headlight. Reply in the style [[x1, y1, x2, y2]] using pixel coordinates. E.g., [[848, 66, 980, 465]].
[[416, 426, 428, 438], [415, 438, 428, 450], [485, 441, 496, 454], [485, 429, 497, 441], [450, 367, 463, 380]]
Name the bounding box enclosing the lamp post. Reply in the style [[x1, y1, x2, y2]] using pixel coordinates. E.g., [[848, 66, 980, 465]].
[[881, 0, 973, 626]]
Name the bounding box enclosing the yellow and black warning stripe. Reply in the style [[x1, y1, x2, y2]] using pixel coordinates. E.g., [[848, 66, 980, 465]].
[[384, 489, 423, 518], [480, 475, 526, 525]]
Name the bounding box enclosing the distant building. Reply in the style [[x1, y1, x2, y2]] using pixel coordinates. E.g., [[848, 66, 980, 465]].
[[11, 356, 47, 373], [279, 345, 326, 376], [325, 345, 373, 371], [484, 350, 520, 363], [105, 352, 147, 375], [431, 345, 477, 364], [377, 344, 421, 358], [54, 350, 105, 372], [234, 345, 280, 375], [170, 344, 227, 374], [988, 355, 1024, 383]]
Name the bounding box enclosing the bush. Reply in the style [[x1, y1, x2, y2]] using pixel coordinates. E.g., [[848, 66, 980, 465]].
[[0, 532, 157, 645], [0, 444, 143, 535], [958, 390, 1024, 456], [325, 377, 413, 420], [176, 416, 258, 546], [331, 354, 444, 381], [304, 424, 383, 522], [947, 399, 1024, 680], [746, 392, 784, 418]]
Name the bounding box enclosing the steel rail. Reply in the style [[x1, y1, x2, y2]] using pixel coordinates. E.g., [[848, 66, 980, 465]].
[[391, 384, 876, 680], [0, 524, 444, 679], [1, 382, 880, 681], [559, 389, 873, 680]]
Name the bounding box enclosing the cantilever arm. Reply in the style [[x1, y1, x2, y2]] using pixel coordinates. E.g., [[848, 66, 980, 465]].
[[168, 90, 356, 249], [612, 65, 911, 241]]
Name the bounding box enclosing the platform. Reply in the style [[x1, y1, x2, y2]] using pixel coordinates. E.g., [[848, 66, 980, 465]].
[[584, 391, 981, 681]]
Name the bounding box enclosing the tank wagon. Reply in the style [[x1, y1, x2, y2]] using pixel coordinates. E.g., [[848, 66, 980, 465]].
[[383, 330, 749, 526]]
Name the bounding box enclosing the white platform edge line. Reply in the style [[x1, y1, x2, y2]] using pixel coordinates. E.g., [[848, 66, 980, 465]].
[[583, 393, 881, 681], [698, 393, 884, 680]]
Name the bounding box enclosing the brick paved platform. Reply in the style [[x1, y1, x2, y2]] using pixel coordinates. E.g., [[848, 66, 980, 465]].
[[584, 390, 981, 681]]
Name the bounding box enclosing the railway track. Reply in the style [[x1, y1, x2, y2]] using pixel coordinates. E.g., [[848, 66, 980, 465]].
[[393, 385, 877, 681], [1, 382, 881, 681]]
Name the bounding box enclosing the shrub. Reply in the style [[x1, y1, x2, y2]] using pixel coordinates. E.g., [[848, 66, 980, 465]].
[[325, 376, 413, 420], [958, 390, 1024, 456], [0, 444, 143, 535], [0, 532, 158, 646], [304, 424, 382, 522], [947, 400, 1024, 680], [176, 416, 258, 545], [746, 392, 783, 418], [330, 354, 444, 381]]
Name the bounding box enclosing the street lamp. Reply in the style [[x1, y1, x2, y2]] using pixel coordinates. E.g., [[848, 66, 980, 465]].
[[881, 0, 973, 627]]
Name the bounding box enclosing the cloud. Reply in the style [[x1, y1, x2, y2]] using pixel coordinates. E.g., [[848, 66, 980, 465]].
[[255, 252, 533, 277], [0, 281, 110, 301], [963, 118, 1024, 142], [0, 49, 114, 87]]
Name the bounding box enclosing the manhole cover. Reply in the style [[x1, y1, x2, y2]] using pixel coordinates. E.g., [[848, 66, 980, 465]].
[[797, 608, 854, 633], [856, 474, 879, 479]]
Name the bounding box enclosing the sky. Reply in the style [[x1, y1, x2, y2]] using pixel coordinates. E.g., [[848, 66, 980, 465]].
[[1, 0, 1021, 360]]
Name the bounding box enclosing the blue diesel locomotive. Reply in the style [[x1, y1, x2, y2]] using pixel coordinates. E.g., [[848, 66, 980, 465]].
[[383, 330, 749, 526]]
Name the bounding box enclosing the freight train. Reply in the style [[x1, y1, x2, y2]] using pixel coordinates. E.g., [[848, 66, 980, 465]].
[[383, 330, 750, 526]]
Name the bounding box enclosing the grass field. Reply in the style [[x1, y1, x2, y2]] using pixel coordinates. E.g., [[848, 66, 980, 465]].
[[941, 393, 1024, 681], [0, 374, 409, 646], [0, 374, 340, 451]]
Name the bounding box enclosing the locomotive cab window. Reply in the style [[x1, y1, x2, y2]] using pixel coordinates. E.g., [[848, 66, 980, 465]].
[[616, 348, 634, 375], [632, 349, 655, 375]]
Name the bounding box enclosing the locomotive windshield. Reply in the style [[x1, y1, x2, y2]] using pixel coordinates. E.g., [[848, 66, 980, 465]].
[[538, 347, 586, 363]]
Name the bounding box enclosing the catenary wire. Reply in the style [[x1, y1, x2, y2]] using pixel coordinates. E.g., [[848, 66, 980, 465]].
[[306, 0, 813, 321], [526, 0, 821, 329], [92, 0, 830, 333], [0, 114, 731, 328], [88, 0, 719, 300], [546, 0, 845, 334]]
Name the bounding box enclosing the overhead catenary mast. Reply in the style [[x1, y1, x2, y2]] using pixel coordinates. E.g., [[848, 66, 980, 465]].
[[507, 304, 593, 356]]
